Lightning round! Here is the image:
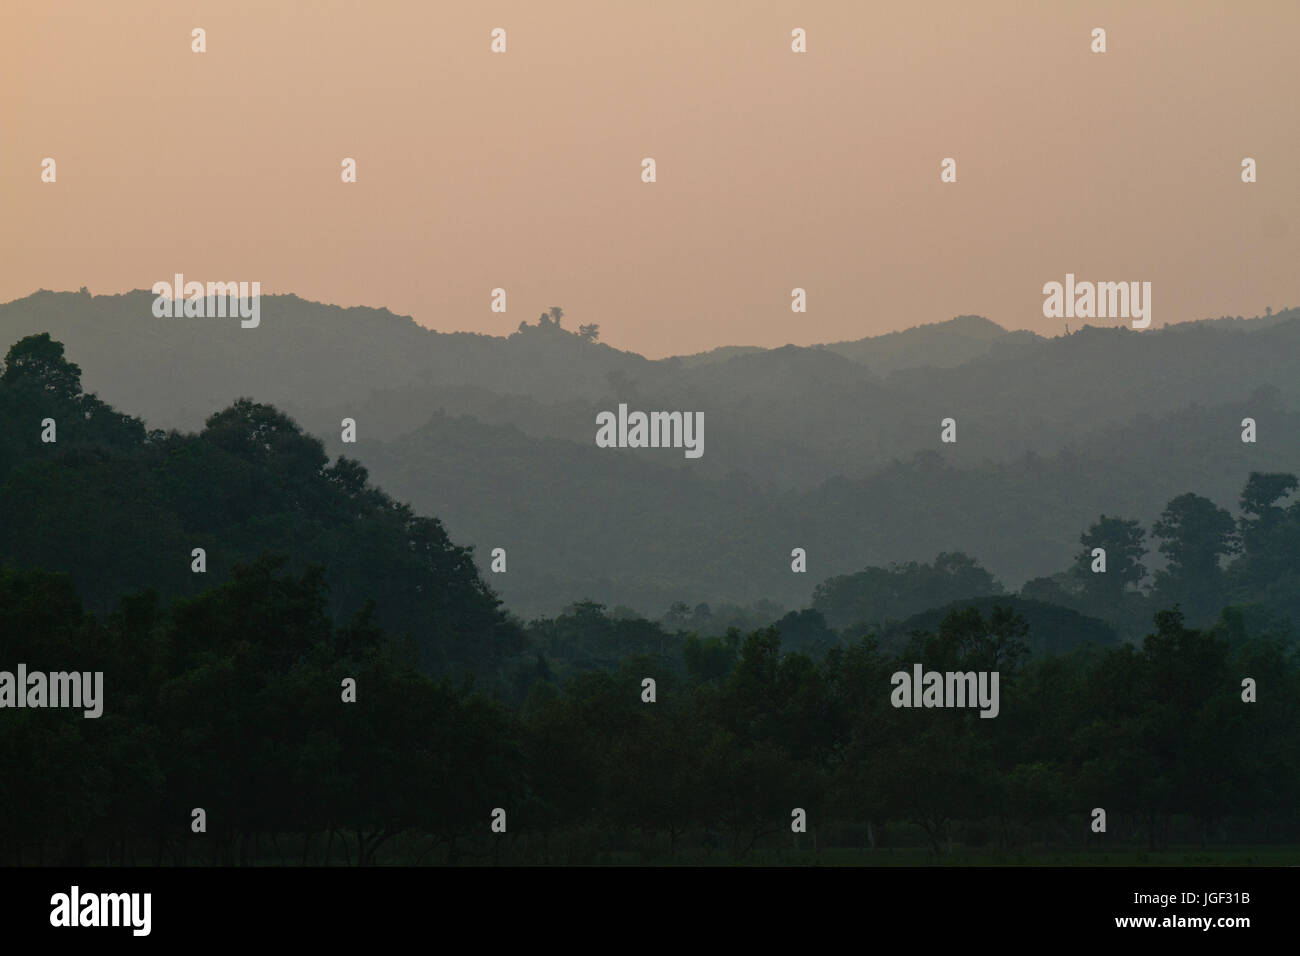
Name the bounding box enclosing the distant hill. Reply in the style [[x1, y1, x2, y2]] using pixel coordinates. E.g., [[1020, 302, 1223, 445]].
[[821, 314, 1041, 373], [627, 315, 1031, 373], [880, 596, 1120, 657], [338, 392, 1300, 620], [5, 294, 1296, 478], [3, 290, 1298, 617], [673, 345, 768, 367]]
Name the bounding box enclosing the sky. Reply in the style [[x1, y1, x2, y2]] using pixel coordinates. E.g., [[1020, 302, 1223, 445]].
[[2, 0, 1297, 357]]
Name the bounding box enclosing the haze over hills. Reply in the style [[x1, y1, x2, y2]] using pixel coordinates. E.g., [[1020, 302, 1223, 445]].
[[3, 289, 1298, 618], [673, 314, 1035, 372]]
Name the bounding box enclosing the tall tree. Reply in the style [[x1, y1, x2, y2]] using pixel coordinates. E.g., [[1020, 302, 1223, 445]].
[[1238, 472, 1298, 553], [1151, 493, 1238, 624], [1071, 514, 1147, 606], [1, 332, 83, 399]]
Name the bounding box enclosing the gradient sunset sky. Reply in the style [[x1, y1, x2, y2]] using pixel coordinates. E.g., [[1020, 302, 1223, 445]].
[[3, 0, 1297, 357]]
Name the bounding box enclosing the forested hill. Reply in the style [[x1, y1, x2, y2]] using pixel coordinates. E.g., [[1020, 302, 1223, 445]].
[[3, 291, 1298, 618], [5, 291, 1297, 481], [1, 331, 1294, 869], [0, 332, 524, 677]]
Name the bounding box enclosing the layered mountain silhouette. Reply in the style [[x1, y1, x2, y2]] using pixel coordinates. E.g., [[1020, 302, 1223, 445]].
[[4, 289, 1298, 619]]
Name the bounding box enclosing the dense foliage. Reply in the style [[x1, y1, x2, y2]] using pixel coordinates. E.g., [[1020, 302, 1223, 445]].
[[0, 334, 1295, 865]]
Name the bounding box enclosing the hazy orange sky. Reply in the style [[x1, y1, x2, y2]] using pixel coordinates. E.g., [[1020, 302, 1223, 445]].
[[3, 0, 1297, 357]]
